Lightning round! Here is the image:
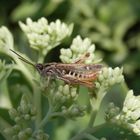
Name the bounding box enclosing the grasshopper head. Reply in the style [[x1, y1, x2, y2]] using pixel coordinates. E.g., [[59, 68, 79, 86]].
[[35, 63, 44, 74]]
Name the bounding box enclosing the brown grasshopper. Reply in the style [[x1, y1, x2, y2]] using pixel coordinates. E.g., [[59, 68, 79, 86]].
[[10, 49, 102, 88]]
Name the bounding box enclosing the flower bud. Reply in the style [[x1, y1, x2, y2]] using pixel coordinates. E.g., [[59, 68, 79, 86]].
[[18, 131, 27, 140], [63, 85, 69, 95], [24, 114, 30, 120], [25, 128, 32, 136], [15, 117, 21, 123], [9, 108, 18, 119], [13, 125, 21, 133], [12, 135, 18, 140]]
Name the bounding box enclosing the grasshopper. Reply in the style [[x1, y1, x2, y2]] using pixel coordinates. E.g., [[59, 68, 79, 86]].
[[10, 49, 102, 88]]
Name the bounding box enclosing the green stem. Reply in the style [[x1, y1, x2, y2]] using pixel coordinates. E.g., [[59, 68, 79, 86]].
[[34, 86, 42, 128], [88, 110, 98, 127], [38, 107, 64, 129], [89, 88, 106, 127], [51, 112, 64, 118], [0, 81, 12, 108], [120, 82, 129, 97], [38, 97, 52, 129], [83, 133, 99, 140], [38, 108, 51, 129], [38, 51, 45, 63]]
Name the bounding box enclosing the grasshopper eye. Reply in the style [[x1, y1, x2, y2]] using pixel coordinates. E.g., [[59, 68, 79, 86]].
[[36, 64, 44, 73]]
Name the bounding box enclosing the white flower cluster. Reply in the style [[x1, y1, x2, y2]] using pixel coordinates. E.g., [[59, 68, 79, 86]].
[[60, 35, 96, 64], [0, 26, 13, 53], [90, 67, 124, 108], [19, 17, 73, 54], [47, 84, 86, 118], [52, 84, 78, 104], [114, 90, 140, 136], [96, 67, 124, 89]]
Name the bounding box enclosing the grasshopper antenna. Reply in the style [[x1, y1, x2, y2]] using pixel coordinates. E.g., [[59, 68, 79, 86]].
[[10, 49, 35, 67]]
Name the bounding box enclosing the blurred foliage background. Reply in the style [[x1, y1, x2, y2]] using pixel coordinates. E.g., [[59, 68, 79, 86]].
[[0, 0, 140, 139]]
